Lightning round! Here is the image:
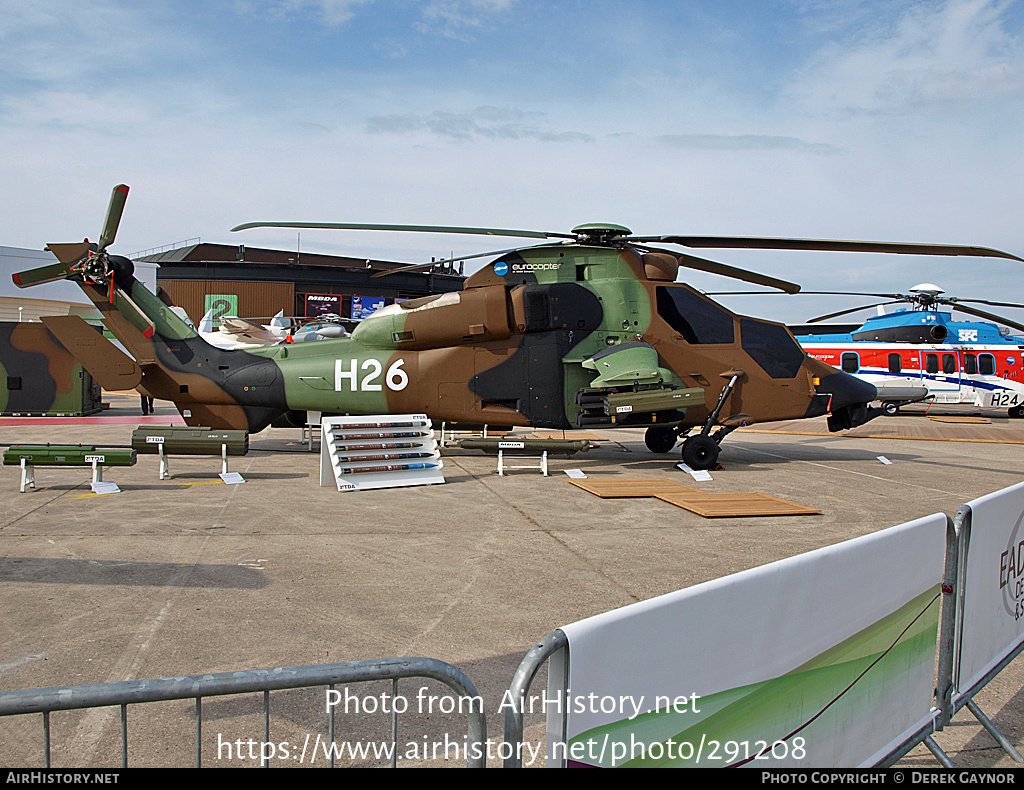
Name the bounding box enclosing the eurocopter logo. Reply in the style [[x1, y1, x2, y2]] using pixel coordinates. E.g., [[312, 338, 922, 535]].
[[493, 260, 562, 276]]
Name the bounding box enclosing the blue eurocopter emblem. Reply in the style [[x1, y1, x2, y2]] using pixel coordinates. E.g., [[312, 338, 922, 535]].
[[493, 261, 509, 276]]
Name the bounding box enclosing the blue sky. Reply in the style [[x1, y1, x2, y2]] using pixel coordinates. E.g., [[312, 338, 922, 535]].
[[3, 0, 1023, 324]]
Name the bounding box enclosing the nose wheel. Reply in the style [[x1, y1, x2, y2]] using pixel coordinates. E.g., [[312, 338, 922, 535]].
[[680, 434, 720, 470]]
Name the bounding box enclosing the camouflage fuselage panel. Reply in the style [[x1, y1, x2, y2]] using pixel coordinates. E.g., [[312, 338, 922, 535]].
[[79, 279, 286, 431], [0, 322, 101, 416]]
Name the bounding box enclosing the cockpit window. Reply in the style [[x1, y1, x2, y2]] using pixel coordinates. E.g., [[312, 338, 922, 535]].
[[739, 319, 805, 379], [656, 286, 735, 344]]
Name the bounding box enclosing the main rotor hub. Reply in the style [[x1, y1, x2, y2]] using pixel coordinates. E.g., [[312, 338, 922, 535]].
[[571, 223, 632, 245], [909, 283, 944, 298], [907, 283, 946, 309]]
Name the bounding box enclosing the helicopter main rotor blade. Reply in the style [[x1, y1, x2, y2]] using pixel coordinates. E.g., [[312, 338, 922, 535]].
[[807, 302, 905, 323], [705, 289, 908, 298], [677, 253, 802, 294], [231, 221, 574, 240], [953, 297, 1024, 310], [98, 184, 129, 251], [634, 236, 1024, 262], [951, 304, 1024, 334], [796, 290, 908, 299]]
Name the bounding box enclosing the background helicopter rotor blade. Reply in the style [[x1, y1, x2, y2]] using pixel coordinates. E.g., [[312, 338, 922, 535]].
[[952, 297, 1024, 310], [796, 290, 907, 299], [950, 304, 1024, 334], [807, 302, 905, 323], [98, 184, 129, 251], [706, 290, 905, 297], [231, 221, 574, 240], [630, 235, 1024, 262]]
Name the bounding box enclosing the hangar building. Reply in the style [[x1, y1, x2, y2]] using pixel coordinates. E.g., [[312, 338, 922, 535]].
[[137, 242, 465, 325]]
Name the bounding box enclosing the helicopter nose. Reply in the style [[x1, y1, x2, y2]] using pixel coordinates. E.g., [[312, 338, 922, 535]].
[[818, 370, 877, 411], [804, 370, 877, 420], [808, 371, 882, 431]]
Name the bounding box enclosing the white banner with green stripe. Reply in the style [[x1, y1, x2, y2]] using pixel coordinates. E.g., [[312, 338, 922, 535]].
[[551, 513, 948, 767]]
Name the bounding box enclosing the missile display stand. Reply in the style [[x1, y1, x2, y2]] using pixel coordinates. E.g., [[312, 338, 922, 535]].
[[319, 414, 444, 491]]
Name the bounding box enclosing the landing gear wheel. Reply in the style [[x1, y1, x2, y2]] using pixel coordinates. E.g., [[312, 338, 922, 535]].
[[681, 435, 720, 471], [883, 401, 900, 416], [645, 426, 679, 453], [1009, 405, 1024, 419]]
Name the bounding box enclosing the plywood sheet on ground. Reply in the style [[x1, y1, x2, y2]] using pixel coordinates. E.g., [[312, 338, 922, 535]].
[[928, 415, 991, 424], [654, 490, 821, 518], [567, 477, 820, 518]]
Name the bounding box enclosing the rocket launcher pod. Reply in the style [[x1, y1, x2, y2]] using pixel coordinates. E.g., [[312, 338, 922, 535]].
[[603, 387, 705, 418], [3, 445, 137, 467], [574, 385, 705, 427], [131, 426, 249, 456]]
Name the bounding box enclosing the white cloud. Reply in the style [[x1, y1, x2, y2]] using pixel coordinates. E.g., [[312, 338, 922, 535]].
[[658, 134, 839, 155], [417, 0, 519, 38], [366, 105, 593, 142], [275, 0, 376, 26], [789, 0, 1024, 116]]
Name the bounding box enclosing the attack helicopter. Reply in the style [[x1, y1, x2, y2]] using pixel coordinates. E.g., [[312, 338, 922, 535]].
[[13, 185, 1024, 469]]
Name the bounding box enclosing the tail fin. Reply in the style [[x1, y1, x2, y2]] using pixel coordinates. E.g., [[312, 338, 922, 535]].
[[198, 308, 215, 335]]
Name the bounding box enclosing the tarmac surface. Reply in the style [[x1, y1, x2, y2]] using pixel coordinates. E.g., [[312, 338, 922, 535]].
[[2, 394, 1024, 769]]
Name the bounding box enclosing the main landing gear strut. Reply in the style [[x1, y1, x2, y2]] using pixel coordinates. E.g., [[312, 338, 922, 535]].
[[643, 371, 745, 471]]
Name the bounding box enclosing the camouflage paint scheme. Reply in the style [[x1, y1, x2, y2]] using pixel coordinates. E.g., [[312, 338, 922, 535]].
[[60, 243, 871, 443], [0, 322, 101, 416]]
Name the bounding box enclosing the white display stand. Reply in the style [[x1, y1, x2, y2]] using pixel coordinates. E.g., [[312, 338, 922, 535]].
[[156, 442, 236, 481], [497, 447, 549, 476], [303, 410, 322, 451], [319, 414, 444, 491]]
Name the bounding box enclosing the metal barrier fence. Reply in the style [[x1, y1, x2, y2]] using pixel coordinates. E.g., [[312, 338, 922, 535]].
[[504, 630, 568, 769], [928, 501, 1024, 767], [0, 657, 486, 768]]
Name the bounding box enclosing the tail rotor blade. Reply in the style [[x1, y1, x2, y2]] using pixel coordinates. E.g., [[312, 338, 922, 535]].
[[44, 240, 93, 265], [98, 184, 130, 251], [12, 261, 73, 288]]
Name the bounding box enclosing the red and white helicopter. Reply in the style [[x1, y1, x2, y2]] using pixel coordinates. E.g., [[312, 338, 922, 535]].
[[793, 284, 1024, 417]]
